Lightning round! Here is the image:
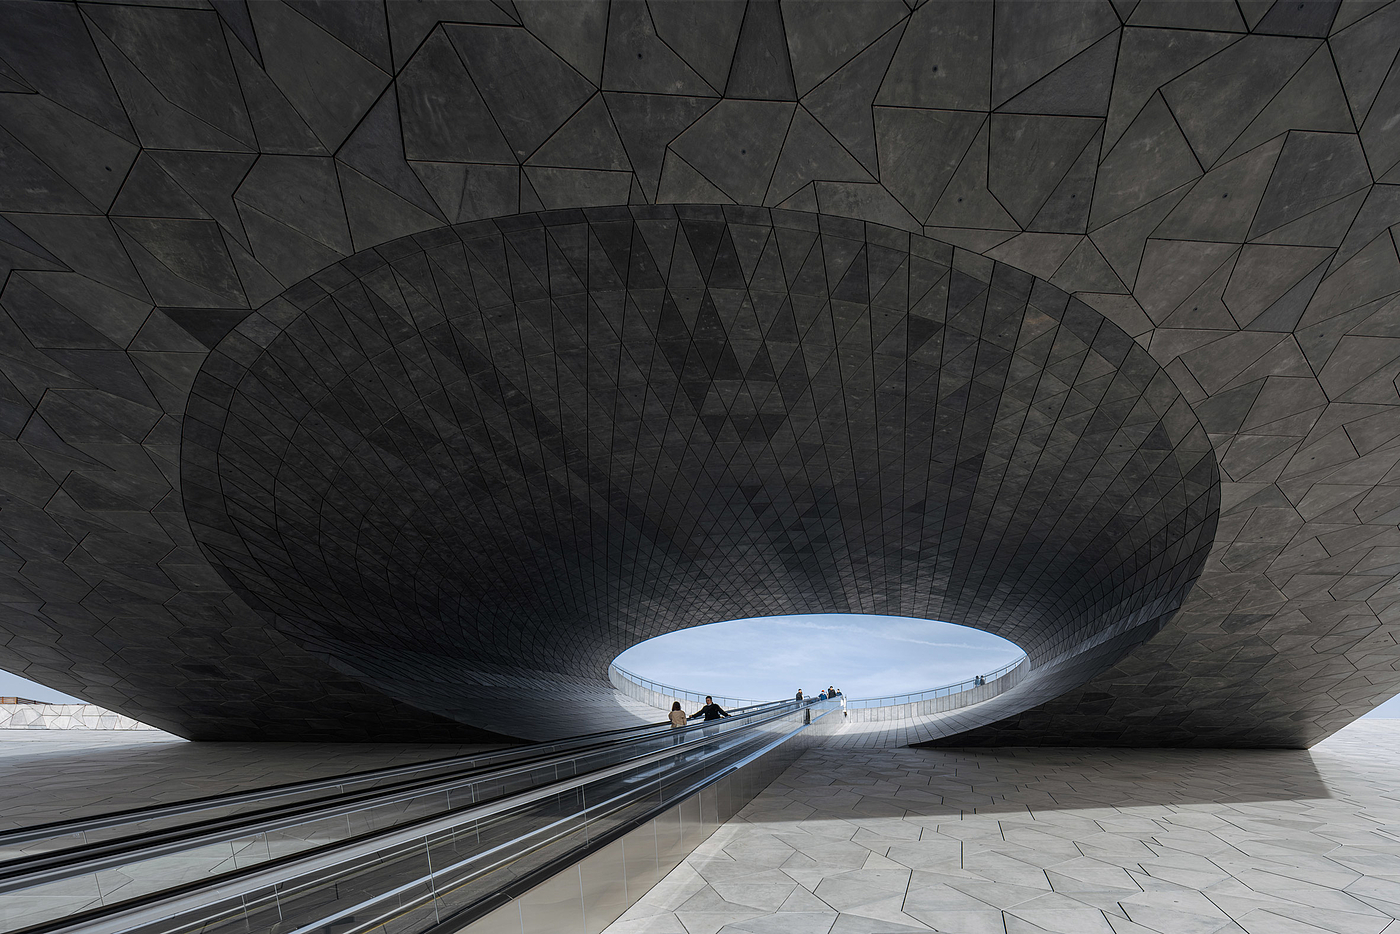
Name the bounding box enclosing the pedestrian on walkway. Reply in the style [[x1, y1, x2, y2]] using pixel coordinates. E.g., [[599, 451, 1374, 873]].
[[689, 696, 729, 721], [668, 701, 687, 745], [795, 688, 804, 702], [689, 695, 729, 740]]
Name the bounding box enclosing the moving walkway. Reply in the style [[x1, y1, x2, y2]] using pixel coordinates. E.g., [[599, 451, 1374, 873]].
[[0, 698, 840, 934]]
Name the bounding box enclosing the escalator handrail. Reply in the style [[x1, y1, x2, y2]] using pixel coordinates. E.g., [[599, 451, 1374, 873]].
[[422, 702, 842, 934], [0, 701, 801, 899], [297, 705, 841, 934], [0, 697, 793, 851], [8, 703, 829, 934]]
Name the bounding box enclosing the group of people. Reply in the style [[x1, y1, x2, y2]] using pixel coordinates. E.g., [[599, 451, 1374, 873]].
[[794, 685, 843, 701], [666, 676, 995, 740], [665, 683, 852, 743]]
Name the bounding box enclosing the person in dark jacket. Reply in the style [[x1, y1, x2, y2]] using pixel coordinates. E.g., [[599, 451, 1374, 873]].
[[795, 689, 804, 701], [689, 696, 729, 721]]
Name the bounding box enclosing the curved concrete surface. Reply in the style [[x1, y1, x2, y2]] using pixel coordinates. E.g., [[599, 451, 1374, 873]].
[[0, 1, 1398, 745]]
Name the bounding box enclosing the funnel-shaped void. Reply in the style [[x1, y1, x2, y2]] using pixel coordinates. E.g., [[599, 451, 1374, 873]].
[[181, 206, 1218, 741]]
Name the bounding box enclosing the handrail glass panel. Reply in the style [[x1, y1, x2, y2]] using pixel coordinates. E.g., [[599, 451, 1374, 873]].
[[0, 701, 817, 934]]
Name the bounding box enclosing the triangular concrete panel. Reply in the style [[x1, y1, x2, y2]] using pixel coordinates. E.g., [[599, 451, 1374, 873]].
[[998, 30, 1119, 117], [767, 107, 873, 206], [1105, 27, 1237, 152], [807, 25, 904, 175]]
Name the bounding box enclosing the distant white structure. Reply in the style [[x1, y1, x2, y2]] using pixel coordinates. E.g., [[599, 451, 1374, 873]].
[[0, 703, 157, 730]]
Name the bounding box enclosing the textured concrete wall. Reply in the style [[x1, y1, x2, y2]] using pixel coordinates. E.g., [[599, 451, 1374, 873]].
[[0, 703, 157, 730], [0, 1, 1397, 745], [179, 208, 1218, 741]]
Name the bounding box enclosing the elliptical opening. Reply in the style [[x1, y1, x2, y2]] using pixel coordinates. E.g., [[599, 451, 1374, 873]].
[[613, 613, 1025, 702]]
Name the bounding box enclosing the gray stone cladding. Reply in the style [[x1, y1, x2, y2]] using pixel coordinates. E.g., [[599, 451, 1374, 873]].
[[180, 207, 1218, 742], [0, 703, 157, 730], [0, 0, 1396, 745]]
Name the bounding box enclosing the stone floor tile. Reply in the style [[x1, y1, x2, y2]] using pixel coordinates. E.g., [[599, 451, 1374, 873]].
[[607, 915, 691, 934], [851, 823, 922, 847], [677, 910, 770, 934], [1232, 909, 1354, 933], [812, 869, 912, 912], [1134, 862, 1232, 890], [826, 913, 930, 934], [830, 894, 932, 930], [938, 878, 1053, 910], [902, 880, 997, 914], [698, 866, 801, 887], [778, 888, 832, 912], [905, 908, 1007, 933], [1119, 900, 1236, 932], [961, 851, 1055, 888], [608, 726, 1400, 934], [1005, 891, 1121, 913], [1240, 899, 1391, 934], [1228, 868, 1379, 913], [709, 884, 798, 912], [720, 911, 836, 933], [1043, 856, 1139, 892], [635, 878, 709, 911], [886, 839, 964, 871], [777, 843, 869, 871], [1004, 906, 1117, 933]]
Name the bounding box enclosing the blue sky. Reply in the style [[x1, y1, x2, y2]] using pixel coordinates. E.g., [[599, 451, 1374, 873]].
[[617, 613, 1400, 716], [0, 670, 85, 704], [614, 613, 1026, 701]]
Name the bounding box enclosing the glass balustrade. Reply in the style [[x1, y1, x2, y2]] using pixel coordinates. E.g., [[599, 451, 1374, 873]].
[[0, 700, 829, 934]]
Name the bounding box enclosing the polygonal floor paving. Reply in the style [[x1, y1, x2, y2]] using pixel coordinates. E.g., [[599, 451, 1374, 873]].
[[607, 720, 1400, 934]]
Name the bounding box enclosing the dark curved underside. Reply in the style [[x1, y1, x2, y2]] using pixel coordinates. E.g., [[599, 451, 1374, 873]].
[[2, 0, 1399, 746], [180, 207, 1218, 740]]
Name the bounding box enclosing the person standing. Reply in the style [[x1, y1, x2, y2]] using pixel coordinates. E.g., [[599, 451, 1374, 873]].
[[795, 689, 804, 702], [689, 696, 729, 722], [668, 701, 687, 745]]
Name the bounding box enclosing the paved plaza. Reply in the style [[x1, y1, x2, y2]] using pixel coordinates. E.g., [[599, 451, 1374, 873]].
[[0, 731, 500, 830], [607, 720, 1400, 934]]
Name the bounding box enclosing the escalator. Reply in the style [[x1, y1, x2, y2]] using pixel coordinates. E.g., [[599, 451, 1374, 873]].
[[0, 699, 841, 934]]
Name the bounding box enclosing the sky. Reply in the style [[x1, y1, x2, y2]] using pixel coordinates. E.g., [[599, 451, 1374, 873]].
[[613, 613, 1026, 701], [0, 670, 85, 704]]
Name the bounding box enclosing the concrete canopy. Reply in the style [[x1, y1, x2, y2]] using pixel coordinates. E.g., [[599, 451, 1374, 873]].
[[0, 0, 1398, 744]]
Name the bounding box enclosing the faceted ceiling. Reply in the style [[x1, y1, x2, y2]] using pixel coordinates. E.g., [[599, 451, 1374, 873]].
[[0, 0, 1398, 745]]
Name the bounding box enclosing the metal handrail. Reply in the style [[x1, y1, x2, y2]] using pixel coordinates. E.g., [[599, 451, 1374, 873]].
[[0, 699, 800, 903], [0, 696, 786, 856], [843, 656, 1029, 709], [7, 701, 836, 934], [613, 656, 1029, 712], [611, 663, 762, 707]]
